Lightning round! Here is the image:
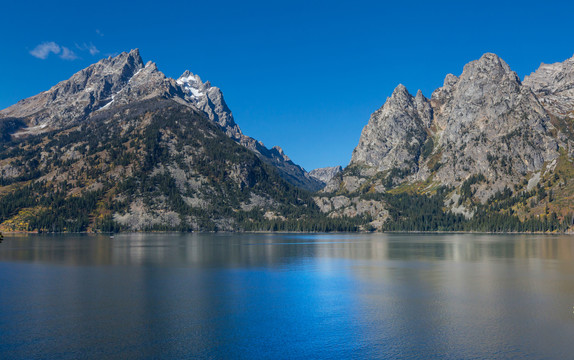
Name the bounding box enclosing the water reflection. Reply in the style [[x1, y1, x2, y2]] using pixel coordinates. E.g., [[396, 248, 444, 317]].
[[1, 233, 574, 266], [1, 233, 574, 359]]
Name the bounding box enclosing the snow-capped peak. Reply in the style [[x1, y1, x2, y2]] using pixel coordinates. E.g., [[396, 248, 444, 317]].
[[177, 71, 206, 98]]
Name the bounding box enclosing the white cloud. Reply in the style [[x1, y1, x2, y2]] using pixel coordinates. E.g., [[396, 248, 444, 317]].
[[76, 42, 100, 56], [30, 42, 61, 59], [30, 41, 83, 60], [96, 29, 104, 37], [30, 42, 78, 60], [60, 47, 78, 60], [88, 44, 99, 55]]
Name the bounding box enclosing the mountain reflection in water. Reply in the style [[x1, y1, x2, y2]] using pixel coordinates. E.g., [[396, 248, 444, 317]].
[[1, 233, 574, 266]]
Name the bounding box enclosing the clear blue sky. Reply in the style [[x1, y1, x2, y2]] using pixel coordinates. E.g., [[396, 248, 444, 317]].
[[1, 0, 573, 171]]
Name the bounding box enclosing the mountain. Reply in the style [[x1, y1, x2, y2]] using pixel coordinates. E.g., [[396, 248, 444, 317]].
[[0, 49, 321, 192], [0, 50, 334, 232], [318, 53, 574, 232]]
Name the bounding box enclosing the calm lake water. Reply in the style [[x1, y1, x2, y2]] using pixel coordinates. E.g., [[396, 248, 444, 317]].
[[1, 233, 573, 359]]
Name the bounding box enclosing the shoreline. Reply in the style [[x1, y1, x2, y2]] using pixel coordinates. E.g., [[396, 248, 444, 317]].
[[1, 230, 573, 236]]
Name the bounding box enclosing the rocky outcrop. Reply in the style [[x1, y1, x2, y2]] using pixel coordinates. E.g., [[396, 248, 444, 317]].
[[345, 53, 559, 194], [309, 166, 342, 184], [523, 54, 574, 117], [313, 195, 388, 230]]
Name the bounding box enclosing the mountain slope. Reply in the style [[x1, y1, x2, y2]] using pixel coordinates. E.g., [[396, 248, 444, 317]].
[[0, 97, 325, 232]]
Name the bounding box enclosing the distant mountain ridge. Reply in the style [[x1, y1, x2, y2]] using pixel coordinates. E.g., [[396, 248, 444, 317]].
[[309, 166, 342, 183]]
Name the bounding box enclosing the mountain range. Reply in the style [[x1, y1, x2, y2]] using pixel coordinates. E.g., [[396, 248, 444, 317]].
[[1, 50, 573, 232], [317, 52, 574, 231]]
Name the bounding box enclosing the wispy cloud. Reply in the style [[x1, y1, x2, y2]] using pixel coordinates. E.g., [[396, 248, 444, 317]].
[[30, 41, 102, 60], [76, 42, 100, 56], [60, 47, 78, 60], [30, 42, 61, 59], [96, 29, 104, 37], [88, 44, 99, 55], [30, 41, 78, 60]]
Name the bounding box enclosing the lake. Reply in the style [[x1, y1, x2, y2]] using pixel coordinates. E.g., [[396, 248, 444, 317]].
[[1, 233, 573, 359]]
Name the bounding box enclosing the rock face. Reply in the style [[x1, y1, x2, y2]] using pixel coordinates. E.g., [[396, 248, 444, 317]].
[[351, 84, 431, 174], [0, 49, 322, 191], [523, 54, 574, 118], [320, 52, 573, 229], [430, 53, 558, 190], [309, 166, 342, 183]]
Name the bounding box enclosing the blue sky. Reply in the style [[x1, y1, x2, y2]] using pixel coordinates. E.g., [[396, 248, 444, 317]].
[[1, 0, 573, 171]]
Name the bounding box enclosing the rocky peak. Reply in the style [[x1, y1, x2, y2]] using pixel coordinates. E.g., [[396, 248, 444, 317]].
[[109, 60, 185, 107], [386, 84, 413, 108], [0, 49, 181, 129], [177, 71, 207, 98], [462, 53, 514, 78], [106, 48, 144, 74], [434, 53, 523, 135], [271, 146, 290, 161], [523, 54, 574, 117], [64, 49, 146, 96], [431, 74, 458, 100], [428, 53, 558, 191], [391, 83, 409, 97], [430, 74, 459, 120], [350, 84, 429, 172]]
